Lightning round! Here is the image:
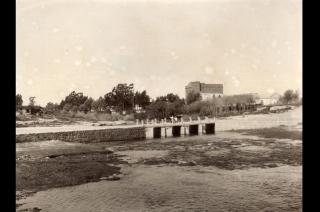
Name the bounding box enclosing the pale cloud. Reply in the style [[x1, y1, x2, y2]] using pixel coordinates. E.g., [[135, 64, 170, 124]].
[[271, 40, 278, 48], [251, 64, 257, 69], [267, 88, 275, 94], [75, 45, 83, 51], [170, 51, 179, 60], [68, 83, 77, 92], [27, 79, 33, 85], [16, 0, 302, 106], [109, 70, 116, 76], [119, 45, 127, 50], [241, 43, 247, 49], [165, 76, 172, 81], [204, 66, 214, 75], [231, 76, 240, 87], [91, 56, 97, 63], [75, 60, 82, 66], [52, 28, 60, 33], [101, 57, 107, 63], [296, 78, 302, 84], [149, 75, 156, 81]]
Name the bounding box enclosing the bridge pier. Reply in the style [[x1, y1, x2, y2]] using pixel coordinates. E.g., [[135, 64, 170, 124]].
[[144, 118, 215, 139], [161, 127, 166, 138]]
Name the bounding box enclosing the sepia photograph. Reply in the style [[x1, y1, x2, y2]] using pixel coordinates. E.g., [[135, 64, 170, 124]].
[[16, 0, 302, 211]]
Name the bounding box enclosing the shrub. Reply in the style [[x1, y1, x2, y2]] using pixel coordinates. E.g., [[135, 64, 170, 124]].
[[123, 114, 135, 121], [134, 112, 148, 120]]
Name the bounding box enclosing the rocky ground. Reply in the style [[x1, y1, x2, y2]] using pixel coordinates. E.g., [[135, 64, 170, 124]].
[[16, 107, 302, 212]]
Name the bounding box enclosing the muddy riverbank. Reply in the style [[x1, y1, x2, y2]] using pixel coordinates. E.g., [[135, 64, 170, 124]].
[[16, 108, 302, 211]]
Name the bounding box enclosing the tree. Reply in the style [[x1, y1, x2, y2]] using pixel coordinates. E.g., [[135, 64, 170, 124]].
[[29, 97, 36, 106], [186, 91, 201, 104], [63, 103, 72, 112], [79, 97, 94, 113], [45, 102, 58, 113], [104, 83, 134, 112], [134, 90, 150, 109], [146, 100, 167, 119], [16, 94, 23, 110], [146, 93, 185, 118], [104, 92, 115, 108], [63, 91, 88, 107], [155, 96, 168, 102], [92, 97, 106, 112], [59, 100, 66, 110], [71, 105, 79, 113], [281, 89, 299, 104], [166, 93, 181, 103]]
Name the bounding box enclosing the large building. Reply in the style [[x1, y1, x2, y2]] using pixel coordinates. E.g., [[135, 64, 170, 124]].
[[185, 81, 223, 100]]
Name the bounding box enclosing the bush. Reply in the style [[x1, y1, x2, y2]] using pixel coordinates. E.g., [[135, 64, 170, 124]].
[[134, 112, 148, 120], [123, 114, 135, 121]]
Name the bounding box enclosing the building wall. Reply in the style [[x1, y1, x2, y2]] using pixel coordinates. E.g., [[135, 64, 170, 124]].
[[185, 81, 201, 97], [200, 93, 223, 100], [200, 83, 223, 94], [185, 81, 223, 99], [260, 98, 278, 106]]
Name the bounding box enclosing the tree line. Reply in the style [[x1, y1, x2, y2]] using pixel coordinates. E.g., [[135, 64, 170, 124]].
[[16, 84, 301, 119], [16, 83, 151, 114]]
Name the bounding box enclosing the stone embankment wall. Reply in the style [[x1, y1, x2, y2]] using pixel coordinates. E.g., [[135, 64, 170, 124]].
[[16, 127, 146, 143]]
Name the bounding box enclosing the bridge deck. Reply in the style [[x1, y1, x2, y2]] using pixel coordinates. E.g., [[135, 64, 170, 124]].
[[142, 120, 215, 128], [16, 119, 215, 135]]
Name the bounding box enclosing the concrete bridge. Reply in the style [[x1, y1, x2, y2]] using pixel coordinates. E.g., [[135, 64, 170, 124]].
[[16, 117, 216, 143], [137, 117, 216, 139]]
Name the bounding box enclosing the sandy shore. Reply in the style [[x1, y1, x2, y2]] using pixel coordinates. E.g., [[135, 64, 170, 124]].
[[16, 107, 302, 212]]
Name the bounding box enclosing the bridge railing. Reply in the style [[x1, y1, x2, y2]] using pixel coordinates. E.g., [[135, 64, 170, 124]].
[[135, 117, 216, 127]]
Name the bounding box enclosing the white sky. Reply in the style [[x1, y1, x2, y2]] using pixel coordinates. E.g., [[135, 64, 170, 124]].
[[16, 0, 302, 106]]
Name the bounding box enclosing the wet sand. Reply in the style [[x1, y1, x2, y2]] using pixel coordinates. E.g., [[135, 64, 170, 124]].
[[18, 165, 301, 212], [16, 107, 302, 212]]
